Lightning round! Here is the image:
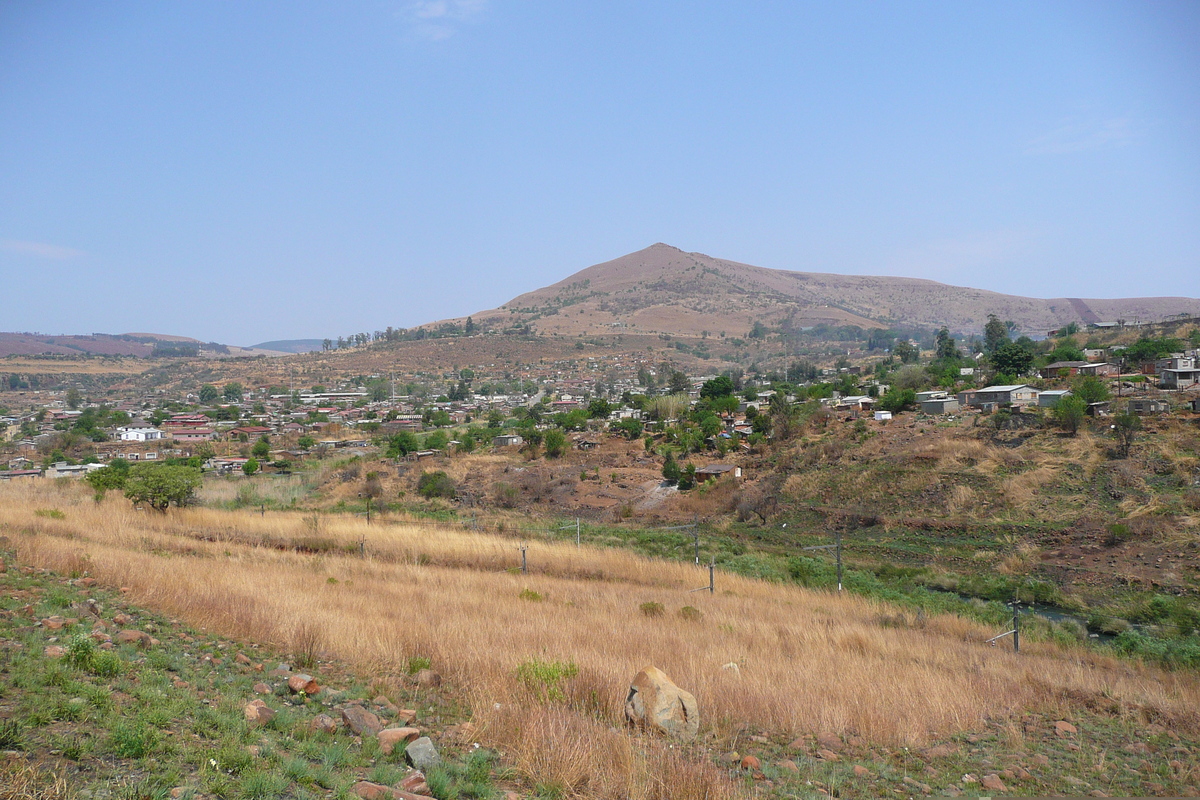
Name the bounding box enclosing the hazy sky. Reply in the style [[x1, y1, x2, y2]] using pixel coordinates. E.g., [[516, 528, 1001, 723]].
[[2, 2, 1198, 345]]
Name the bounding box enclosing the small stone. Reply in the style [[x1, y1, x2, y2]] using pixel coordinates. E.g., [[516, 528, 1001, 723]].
[[961, 774, 977, 783], [350, 782, 393, 800], [816, 748, 840, 761], [310, 713, 337, 734], [113, 613, 133, 625], [397, 708, 418, 724], [925, 744, 956, 759], [288, 674, 320, 695], [1054, 720, 1077, 736], [115, 629, 153, 647], [378, 727, 421, 755], [817, 731, 843, 752], [1123, 742, 1151, 755], [1014, 766, 1032, 780], [779, 760, 800, 773], [903, 776, 932, 794], [980, 774, 1006, 792], [44, 645, 66, 658], [786, 736, 806, 751], [740, 755, 760, 770], [236, 653, 252, 665], [253, 682, 271, 694], [243, 699, 275, 727], [943, 786, 961, 797], [1032, 754, 1050, 766], [720, 751, 740, 764], [398, 771, 430, 795], [342, 705, 383, 736], [373, 695, 399, 713], [445, 722, 477, 743], [404, 736, 441, 771], [43, 616, 67, 630], [173, 679, 189, 689], [853, 765, 872, 778], [414, 669, 441, 688], [90, 631, 111, 643]]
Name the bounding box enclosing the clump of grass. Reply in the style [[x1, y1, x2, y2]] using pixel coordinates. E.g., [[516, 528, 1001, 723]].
[[518, 588, 544, 602], [639, 601, 664, 617], [0, 718, 25, 750], [107, 719, 157, 759], [291, 622, 322, 671], [515, 658, 578, 703], [35, 508, 66, 519], [406, 655, 432, 674], [679, 605, 702, 621]]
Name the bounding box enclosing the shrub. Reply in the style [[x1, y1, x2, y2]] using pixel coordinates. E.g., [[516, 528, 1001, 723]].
[[406, 656, 432, 674], [108, 719, 156, 758], [518, 588, 544, 602], [514, 658, 578, 702], [679, 606, 702, 621], [416, 471, 456, 499], [639, 601, 664, 617]]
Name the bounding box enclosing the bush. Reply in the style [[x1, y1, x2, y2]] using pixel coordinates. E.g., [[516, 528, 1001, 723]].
[[639, 601, 664, 617], [518, 588, 543, 602], [416, 471, 456, 499], [514, 658, 578, 702], [679, 606, 702, 621]]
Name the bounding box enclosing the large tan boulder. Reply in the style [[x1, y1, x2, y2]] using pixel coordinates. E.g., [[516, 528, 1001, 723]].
[[624, 666, 699, 739]]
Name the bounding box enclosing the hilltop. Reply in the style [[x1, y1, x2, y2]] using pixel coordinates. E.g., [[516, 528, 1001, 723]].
[[449, 243, 1200, 339]]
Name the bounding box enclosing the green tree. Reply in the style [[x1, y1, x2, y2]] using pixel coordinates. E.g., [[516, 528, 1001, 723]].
[[991, 342, 1034, 377], [668, 370, 691, 395], [425, 430, 450, 450], [122, 464, 202, 511], [587, 399, 613, 419], [1113, 413, 1141, 458], [387, 431, 420, 457], [223, 382, 244, 402], [544, 428, 567, 458], [84, 459, 131, 497], [983, 314, 1010, 355], [429, 410, 452, 428], [613, 417, 644, 440], [243, 458, 259, 476], [417, 470, 456, 499], [1052, 395, 1087, 435], [934, 328, 958, 360], [678, 462, 697, 490], [699, 375, 734, 399], [662, 452, 681, 485], [878, 387, 916, 413], [1073, 375, 1111, 406], [65, 387, 82, 410], [198, 384, 219, 404], [892, 340, 919, 363], [251, 437, 270, 459], [297, 435, 315, 450]]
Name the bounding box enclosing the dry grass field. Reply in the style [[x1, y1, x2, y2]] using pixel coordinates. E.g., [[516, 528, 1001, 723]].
[[4, 480, 1200, 797]]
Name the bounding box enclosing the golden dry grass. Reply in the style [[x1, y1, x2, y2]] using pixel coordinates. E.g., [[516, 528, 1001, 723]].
[[4, 481, 1200, 797]]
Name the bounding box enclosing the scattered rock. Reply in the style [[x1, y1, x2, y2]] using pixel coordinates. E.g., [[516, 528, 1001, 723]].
[[925, 743, 956, 759], [903, 776, 932, 794], [852, 765, 872, 778], [378, 727, 421, 755], [342, 705, 383, 736], [623, 666, 699, 740], [817, 731, 843, 752], [397, 708, 418, 725], [1032, 753, 1050, 766], [414, 669, 441, 688], [1014, 766, 1032, 780], [43, 616, 67, 630], [288, 674, 320, 695], [310, 714, 338, 734], [243, 700, 275, 727], [980, 774, 1006, 792], [398, 771, 430, 795], [779, 760, 800, 774], [77, 577, 97, 588], [235, 653, 252, 665], [113, 613, 133, 626], [786, 736, 806, 751], [445, 722, 477, 743], [351, 782, 395, 800], [90, 631, 111, 643], [173, 680, 189, 689], [720, 751, 740, 764], [740, 755, 760, 770], [44, 645, 66, 658], [404, 736, 442, 771], [373, 695, 399, 714], [253, 682, 271, 695], [816, 749, 840, 761], [115, 629, 153, 647], [943, 786, 962, 797], [1054, 720, 1077, 736], [1123, 742, 1151, 755]]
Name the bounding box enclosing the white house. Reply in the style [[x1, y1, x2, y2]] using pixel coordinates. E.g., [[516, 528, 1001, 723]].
[[118, 421, 165, 442]]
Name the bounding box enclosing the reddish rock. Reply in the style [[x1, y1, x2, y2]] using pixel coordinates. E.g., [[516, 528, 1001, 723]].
[[253, 682, 272, 695], [779, 760, 800, 773], [44, 645, 66, 658], [310, 713, 338, 734], [113, 613, 133, 626], [173, 679, 189, 689], [77, 577, 97, 588], [396, 708, 418, 724], [373, 695, 399, 713], [414, 669, 442, 688], [235, 653, 252, 665], [852, 765, 872, 778], [398, 770, 430, 794], [786, 736, 806, 751], [925, 744, 956, 759], [1054, 720, 1077, 736], [351, 782, 393, 800], [980, 774, 1007, 792], [816, 748, 840, 761], [90, 631, 112, 643], [115, 629, 152, 647], [1014, 766, 1032, 780], [119, 587, 132, 593], [342, 705, 384, 736], [445, 722, 477, 743], [1123, 742, 1151, 755], [244, 699, 275, 727], [43, 616, 67, 630], [378, 727, 421, 755], [740, 755, 760, 770], [288, 674, 320, 695], [817, 731, 843, 752], [1032, 754, 1050, 766]]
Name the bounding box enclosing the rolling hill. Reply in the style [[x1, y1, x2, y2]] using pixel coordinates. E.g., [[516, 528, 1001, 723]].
[[451, 243, 1200, 338]]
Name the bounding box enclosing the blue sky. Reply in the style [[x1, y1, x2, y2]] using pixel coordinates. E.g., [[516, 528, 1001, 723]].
[[2, 1, 1197, 345]]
